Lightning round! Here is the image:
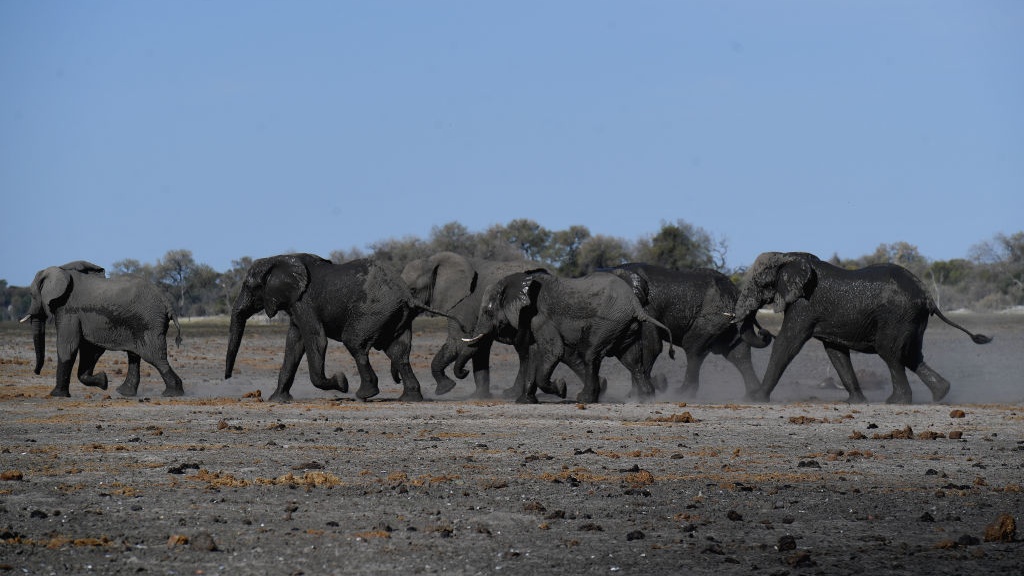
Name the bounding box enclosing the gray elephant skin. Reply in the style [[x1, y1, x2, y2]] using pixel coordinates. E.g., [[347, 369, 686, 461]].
[[21, 261, 184, 398], [733, 252, 991, 404], [459, 270, 675, 404], [225, 254, 447, 403], [401, 252, 542, 398], [609, 263, 772, 398]]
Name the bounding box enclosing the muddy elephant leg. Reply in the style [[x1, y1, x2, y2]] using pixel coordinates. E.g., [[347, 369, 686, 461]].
[[823, 344, 866, 403], [430, 339, 461, 396], [912, 361, 950, 402], [349, 345, 380, 400], [576, 357, 604, 404], [470, 340, 495, 399], [749, 319, 813, 402], [76, 341, 109, 391], [270, 324, 306, 402], [300, 323, 348, 397], [880, 354, 913, 404], [386, 329, 423, 402], [723, 342, 762, 396], [679, 349, 708, 398], [116, 352, 142, 397]]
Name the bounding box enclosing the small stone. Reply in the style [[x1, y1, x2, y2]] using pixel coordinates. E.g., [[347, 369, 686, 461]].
[[727, 510, 743, 521], [190, 531, 218, 551], [949, 409, 966, 419], [777, 534, 797, 552], [626, 530, 645, 541], [983, 514, 1016, 543]]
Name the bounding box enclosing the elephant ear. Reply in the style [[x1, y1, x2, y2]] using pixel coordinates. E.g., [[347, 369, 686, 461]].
[[503, 275, 542, 330], [34, 267, 73, 317], [429, 253, 477, 311], [774, 255, 816, 311], [261, 255, 310, 317]]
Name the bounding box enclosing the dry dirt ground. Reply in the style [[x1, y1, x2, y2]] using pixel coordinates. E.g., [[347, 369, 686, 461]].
[[1, 313, 1022, 575]]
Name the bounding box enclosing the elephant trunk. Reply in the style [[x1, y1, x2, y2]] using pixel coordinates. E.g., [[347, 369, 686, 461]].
[[452, 345, 475, 380], [739, 316, 773, 348], [25, 316, 45, 375], [225, 294, 258, 379]]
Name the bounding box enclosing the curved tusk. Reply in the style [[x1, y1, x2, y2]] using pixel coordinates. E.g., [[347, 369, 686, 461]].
[[722, 312, 736, 318], [461, 334, 485, 344], [19, 314, 32, 323]]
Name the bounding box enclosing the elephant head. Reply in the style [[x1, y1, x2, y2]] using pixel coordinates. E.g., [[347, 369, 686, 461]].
[[225, 254, 318, 379], [401, 252, 478, 312], [733, 252, 817, 323], [453, 272, 544, 378], [21, 261, 107, 375]]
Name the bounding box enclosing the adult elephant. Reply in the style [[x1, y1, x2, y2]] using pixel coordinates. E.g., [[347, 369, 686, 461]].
[[732, 252, 992, 404], [225, 254, 455, 403], [458, 270, 675, 404], [401, 252, 542, 398], [608, 263, 772, 398], [21, 261, 184, 398]]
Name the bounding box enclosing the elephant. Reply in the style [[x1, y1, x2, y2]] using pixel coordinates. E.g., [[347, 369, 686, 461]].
[[21, 261, 184, 398], [458, 270, 675, 404], [225, 254, 457, 403], [401, 252, 543, 398], [608, 263, 772, 398], [732, 252, 992, 404]]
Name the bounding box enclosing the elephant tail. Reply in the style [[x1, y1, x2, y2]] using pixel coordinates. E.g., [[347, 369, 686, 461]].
[[171, 313, 183, 347], [410, 299, 470, 333], [640, 313, 676, 360], [930, 303, 992, 345]]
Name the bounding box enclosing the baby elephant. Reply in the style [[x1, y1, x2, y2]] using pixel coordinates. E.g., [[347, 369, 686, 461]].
[[22, 261, 184, 398]]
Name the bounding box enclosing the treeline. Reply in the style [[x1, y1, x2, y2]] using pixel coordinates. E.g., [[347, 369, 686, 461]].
[[2, 220, 1022, 320]]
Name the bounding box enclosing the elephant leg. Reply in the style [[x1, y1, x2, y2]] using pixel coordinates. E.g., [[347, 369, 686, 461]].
[[503, 343, 533, 400], [270, 324, 306, 402], [351, 346, 380, 400], [823, 344, 866, 403], [76, 341, 108, 390], [519, 349, 558, 404], [723, 342, 762, 396], [430, 339, 461, 396], [116, 352, 142, 397], [386, 330, 423, 402], [749, 320, 814, 402], [576, 357, 604, 404], [51, 325, 80, 397], [679, 349, 708, 398], [301, 324, 348, 396], [880, 353, 913, 404], [470, 340, 495, 399], [140, 334, 184, 397], [617, 344, 655, 401], [912, 361, 950, 402]]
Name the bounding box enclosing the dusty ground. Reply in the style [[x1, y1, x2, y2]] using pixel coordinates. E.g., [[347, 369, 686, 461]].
[[1, 313, 1022, 575]]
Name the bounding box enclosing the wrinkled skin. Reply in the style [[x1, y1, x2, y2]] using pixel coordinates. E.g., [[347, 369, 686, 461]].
[[457, 271, 675, 404], [401, 252, 543, 398], [733, 252, 992, 404], [609, 263, 772, 398], [22, 261, 183, 398], [225, 254, 434, 403]]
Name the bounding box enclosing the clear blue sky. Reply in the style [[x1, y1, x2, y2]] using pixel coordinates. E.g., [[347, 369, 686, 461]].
[[2, 1, 1021, 286]]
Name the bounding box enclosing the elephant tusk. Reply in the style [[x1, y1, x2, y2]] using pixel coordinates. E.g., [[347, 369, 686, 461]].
[[461, 334, 485, 344], [722, 312, 736, 318], [19, 314, 31, 323]]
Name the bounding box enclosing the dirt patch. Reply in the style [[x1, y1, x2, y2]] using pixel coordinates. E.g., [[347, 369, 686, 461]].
[[1, 314, 1022, 574]]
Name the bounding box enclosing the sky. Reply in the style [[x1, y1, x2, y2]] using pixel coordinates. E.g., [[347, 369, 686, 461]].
[[2, 1, 1022, 286]]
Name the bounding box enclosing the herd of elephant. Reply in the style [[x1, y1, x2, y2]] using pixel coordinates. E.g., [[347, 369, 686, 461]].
[[21, 251, 992, 405]]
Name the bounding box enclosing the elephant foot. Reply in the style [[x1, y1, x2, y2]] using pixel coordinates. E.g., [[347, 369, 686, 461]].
[[356, 383, 380, 401], [845, 391, 868, 404], [314, 374, 348, 394], [538, 378, 567, 399], [515, 394, 539, 404], [744, 389, 771, 403], [470, 387, 493, 400], [576, 392, 599, 404], [502, 386, 521, 400], [653, 374, 668, 393], [269, 391, 294, 403], [49, 387, 71, 398], [434, 378, 458, 396], [929, 380, 951, 402], [398, 389, 424, 402], [600, 377, 608, 394], [82, 372, 109, 390], [162, 387, 185, 398], [885, 393, 912, 405], [116, 383, 138, 397]]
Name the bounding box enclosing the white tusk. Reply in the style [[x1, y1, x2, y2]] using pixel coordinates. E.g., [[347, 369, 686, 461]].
[[461, 334, 485, 344], [19, 314, 31, 323]]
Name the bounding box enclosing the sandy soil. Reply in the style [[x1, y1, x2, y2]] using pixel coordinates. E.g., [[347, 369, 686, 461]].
[[1, 313, 1022, 575]]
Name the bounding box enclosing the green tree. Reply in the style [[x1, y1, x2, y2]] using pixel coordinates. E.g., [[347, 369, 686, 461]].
[[574, 235, 631, 275], [429, 221, 477, 256], [155, 249, 197, 313], [503, 219, 552, 262], [547, 225, 591, 275], [110, 258, 155, 282], [368, 236, 431, 271], [633, 220, 722, 270]]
